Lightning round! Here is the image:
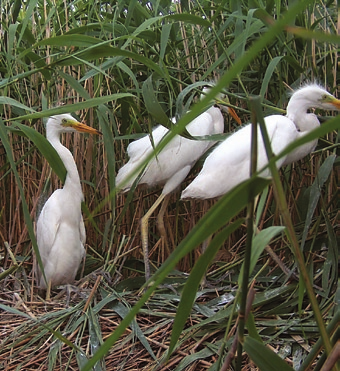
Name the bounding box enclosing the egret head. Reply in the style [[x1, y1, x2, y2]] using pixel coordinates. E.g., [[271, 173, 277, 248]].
[[47, 114, 102, 135], [201, 85, 241, 125], [201, 85, 226, 103], [291, 84, 340, 111]]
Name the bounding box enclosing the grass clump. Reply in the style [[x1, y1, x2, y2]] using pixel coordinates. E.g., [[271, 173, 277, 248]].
[[0, 0, 339, 370]]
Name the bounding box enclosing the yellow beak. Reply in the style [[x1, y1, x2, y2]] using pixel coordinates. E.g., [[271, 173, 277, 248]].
[[227, 106, 242, 125], [64, 119, 102, 135], [329, 96, 340, 109], [219, 104, 242, 125]]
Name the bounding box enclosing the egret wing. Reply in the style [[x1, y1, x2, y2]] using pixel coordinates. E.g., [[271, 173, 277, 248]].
[[181, 116, 299, 199], [127, 125, 168, 159], [117, 110, 222, 191], [261, 115, 299, 169], [79, 215, 86, 246], [36, 190, 64, 256], [116, 126, 169, 190], [139, 112, 219, 186]]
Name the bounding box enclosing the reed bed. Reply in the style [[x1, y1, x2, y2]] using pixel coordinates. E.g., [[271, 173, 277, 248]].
[[0, 0, 339, 370]]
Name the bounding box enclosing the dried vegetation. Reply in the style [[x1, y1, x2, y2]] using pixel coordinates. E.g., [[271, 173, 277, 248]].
[[0, 0, 339, 370]]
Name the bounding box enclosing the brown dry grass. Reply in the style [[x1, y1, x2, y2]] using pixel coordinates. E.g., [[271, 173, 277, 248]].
[[1, 1, 339, 369]]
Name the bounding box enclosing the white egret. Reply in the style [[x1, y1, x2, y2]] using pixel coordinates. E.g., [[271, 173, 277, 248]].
[[36, 114, 101, 297], [116, 87, 241, 280], [181, 84, 340, 200]]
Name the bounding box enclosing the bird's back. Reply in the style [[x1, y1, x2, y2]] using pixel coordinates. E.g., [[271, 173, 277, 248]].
[[116, 108, 224, 193], [181, 115, 298, 199], [116, 125, 168, 191], [281, 113, 319, 165], [127, 125, 168, 159]]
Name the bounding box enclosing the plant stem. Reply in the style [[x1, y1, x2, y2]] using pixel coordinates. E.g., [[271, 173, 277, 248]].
[[236, 97, 259, 370], [254, 100, 334, 360]]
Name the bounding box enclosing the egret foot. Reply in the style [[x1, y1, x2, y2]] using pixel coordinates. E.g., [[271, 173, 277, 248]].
[[52, 284, 85, 306]]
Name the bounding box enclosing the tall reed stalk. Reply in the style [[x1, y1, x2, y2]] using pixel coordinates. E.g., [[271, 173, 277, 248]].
[[0, 0, 339, 370]]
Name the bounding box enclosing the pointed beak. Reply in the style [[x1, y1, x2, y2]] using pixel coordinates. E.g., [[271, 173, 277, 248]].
[[329, 96, 340, 110], [227, 106, 242, 125], [70, 120, 102, 135]]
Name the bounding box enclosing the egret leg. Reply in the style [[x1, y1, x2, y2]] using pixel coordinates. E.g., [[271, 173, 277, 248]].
[[45, 280, 52, 301], [156, 194, 171, 257], [65, 284, 73, 307], [141, 193, 167, 281]]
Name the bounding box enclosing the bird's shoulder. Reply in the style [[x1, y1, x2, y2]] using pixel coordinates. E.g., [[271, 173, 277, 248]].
[[186, 111, 220, 136], [264, 115, 299, 145], [36, 191, 63, 254], [37, 189, 84, 255], [126, 125, 169, 159], [206, 124, 252, 158], [265, 114, 297, 132], [37, 189, 82, 231], [38, 190, 64, 219]]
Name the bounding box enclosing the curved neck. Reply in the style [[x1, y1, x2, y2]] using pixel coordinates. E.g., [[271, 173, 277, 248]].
[[206, 106, 224, 134], [47, 131, 83, 197], [286, 93, 320, 132]]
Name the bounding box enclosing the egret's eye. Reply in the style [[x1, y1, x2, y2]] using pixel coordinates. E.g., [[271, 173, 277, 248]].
[[318, 94, 328, 104]]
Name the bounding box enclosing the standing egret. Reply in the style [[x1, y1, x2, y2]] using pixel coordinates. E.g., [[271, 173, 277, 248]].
[[181, 84, 340, 200], [116, 87, 241, 280], [36, 114, 101, 297]]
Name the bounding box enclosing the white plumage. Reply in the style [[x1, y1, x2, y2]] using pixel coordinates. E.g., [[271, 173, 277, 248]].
[[116, 87, 241, 279], [181, 84, 340, 200], [36, 114, 101, 292], [116, 107, 231, 194]]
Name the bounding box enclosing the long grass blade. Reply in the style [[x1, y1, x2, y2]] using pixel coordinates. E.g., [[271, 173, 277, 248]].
[[243, 337, 294, 371], [168, 219, 244, 356]]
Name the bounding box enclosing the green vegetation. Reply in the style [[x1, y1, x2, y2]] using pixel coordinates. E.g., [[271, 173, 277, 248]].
[[0, 0, 339, 370]]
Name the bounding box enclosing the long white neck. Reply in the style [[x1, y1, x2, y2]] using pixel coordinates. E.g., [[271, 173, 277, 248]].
[[47, 130, 83, 199], [286, 92, 320, 132], [206, 106, 224, 134], [283, 90, 320, 165]]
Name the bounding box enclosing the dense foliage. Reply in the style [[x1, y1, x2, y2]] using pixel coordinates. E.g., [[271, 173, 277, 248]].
[[0, 0, 339, 370]]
